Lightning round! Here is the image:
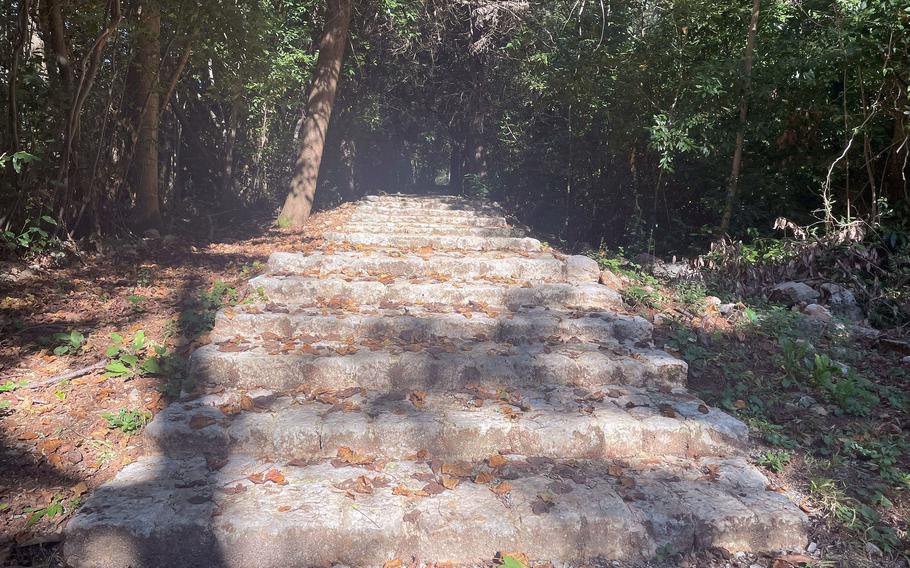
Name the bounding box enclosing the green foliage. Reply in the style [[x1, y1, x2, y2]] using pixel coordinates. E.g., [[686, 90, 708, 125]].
[[756, 450, 791, 474], [1, 215, 58, 257], [101, 409, 152, 433], [180, 280, 239, 336], [104, 331, 165, 379], [0, 150, 39, 173], [0, 380, 27, 393], [25, 496, 65, 527], [52, 330, 85, 356], [809, 478, 903, 554]]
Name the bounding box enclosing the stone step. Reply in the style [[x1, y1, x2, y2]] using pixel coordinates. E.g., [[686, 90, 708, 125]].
[[210, 306, 652, 346], [351, 204, 508, 220], [338, 222, 523, 238], [349, 211, 509, 227], [249, 275, 618, 310], [146, 385, 747, 461], [65, 454, 807, 567], [267, 251, 600, 283], [189, 339, 687, 392], [324, 231, 543, 252], [362, 194, 501, 211]]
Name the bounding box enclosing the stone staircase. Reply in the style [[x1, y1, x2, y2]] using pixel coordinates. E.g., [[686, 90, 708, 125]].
[[64, 195, 808, 567]]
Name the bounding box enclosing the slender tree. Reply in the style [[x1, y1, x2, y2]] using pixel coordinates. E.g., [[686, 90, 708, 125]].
[[279, 0, 352, 226], [719, 0, 761, 236]]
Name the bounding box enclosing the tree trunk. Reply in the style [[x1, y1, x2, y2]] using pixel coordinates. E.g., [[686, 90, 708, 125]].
[[8, 0, 32, 152], [132, 0, 162, 230], [718, 0, 760, 236], [279, 0, 352, 226], [884, 86, 908, 205]]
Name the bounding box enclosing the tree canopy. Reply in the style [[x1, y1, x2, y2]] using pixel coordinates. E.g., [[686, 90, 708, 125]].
[[1, 0, 908, 254]]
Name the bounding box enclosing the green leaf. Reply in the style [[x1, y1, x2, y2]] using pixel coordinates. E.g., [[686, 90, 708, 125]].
[[132, 330, 146, 350], [53, 345, 69, 356], [105, 345, 121, 357], [500, 555, 529, 568], [120, 353, 139, 367], [26, 509, 46, 527], [110, 332, 123, 344], [140, 357, 160, 375], [105, 360, 129, 375], [70, 331, 84, 346]]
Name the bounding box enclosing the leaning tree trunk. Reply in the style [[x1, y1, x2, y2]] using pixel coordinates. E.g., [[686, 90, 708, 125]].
[[719, 0, 761, 236], [132, 0, 162, 230], [279, 0, 352, 226]]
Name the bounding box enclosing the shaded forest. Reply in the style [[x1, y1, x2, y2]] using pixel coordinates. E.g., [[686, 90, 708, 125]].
[[1, 0, 907, 255]]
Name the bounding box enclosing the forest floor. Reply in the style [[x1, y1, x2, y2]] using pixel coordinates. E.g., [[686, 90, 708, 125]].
[[0, 204, 907, 567]]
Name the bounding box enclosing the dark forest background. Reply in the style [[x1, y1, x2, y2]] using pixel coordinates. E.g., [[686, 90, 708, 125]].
[[1, 0, 908, 256]]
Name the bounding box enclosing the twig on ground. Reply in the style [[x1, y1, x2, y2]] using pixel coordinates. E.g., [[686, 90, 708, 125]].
[[26, 360, 106, 389]]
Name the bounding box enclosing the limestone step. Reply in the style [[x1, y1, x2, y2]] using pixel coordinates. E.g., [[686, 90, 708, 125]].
[[64, 454, 807, 568], [349, 211, 509, 227], [267, 250, 600, 283], [324, 231, 543, 252], [361, 194, 501, 211], [146, 385, 747, 461], [210, 306, 652, 346], [338, 222, 523, 238], [249, 275, 618, 310], [189, 339, 687, 392], [351, 204, 509, 221]]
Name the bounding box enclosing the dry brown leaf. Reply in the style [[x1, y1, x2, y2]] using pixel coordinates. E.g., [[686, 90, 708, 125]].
[[440, 474, 460, 490], [474, 471, 495, 484], [382, 560, 403, 568], [441, 461, 473, 478], [487, 454, 508, 469], [264, 469, 288, 485], [490, 481, 512, 495], [409, 390, 428, 409]]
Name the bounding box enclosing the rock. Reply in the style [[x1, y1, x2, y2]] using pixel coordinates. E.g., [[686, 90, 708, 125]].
[[565, 255, 601, 282], [770, 282, 820, 306], [797, 395, 817, 409], [849, 325, 880, 340], [802, 304, 832, 321], [901, 356, 910, 367], [705, 296, 722, 307], [719, 303, 737, 315], [599, 269, 624, 290], [819, 283, 864, 321], [0, 262, 40, 284], [143, 228, 161, 239], [809, 404, 828, 416], [865, 542, 883, 556], [806, 542, 818, 554]]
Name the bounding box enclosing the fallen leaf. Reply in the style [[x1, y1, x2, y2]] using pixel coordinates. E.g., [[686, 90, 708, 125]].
[[383, 559, 403, 568], [487, 454, 508, 469], [490, 481, 512, 495], [441, 461, 472, 478], [474, 471, 494, 484], [409, 390, 428, 409], [222, 483, 247, 495], [441, 474, 460, 490], [264, 469, 288, 485], [277, 505, 291, 512]]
